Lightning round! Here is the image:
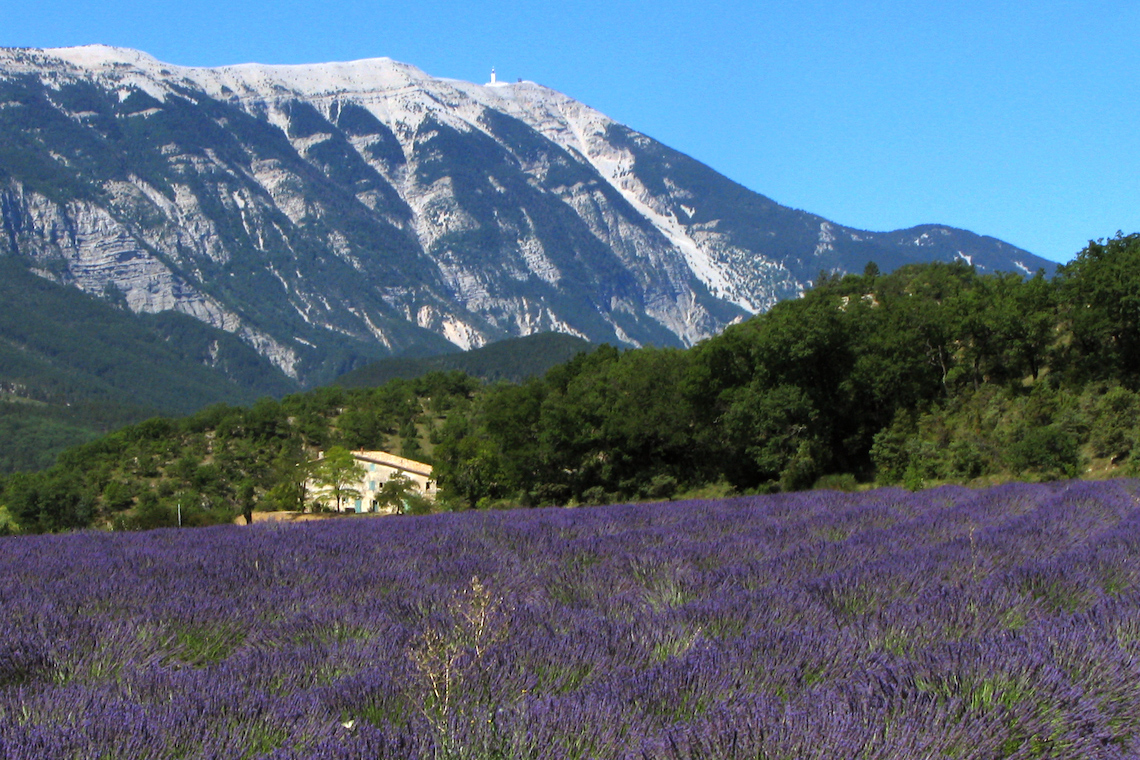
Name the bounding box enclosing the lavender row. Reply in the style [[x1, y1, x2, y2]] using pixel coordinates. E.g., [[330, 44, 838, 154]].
[[2, 480, 1140, 758]]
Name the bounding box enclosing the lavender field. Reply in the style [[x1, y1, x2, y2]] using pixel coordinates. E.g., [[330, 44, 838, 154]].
[[3, 481, 1140, 759]]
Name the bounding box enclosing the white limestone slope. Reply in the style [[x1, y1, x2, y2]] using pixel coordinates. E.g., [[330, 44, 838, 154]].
[[36, 46, 782, 316], [457, 83, 734, 297], [5, 44, 913, 371], [1, 179, 301, 377]]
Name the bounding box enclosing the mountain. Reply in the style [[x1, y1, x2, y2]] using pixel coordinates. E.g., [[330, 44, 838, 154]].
[[335, 332, 593, 388], [0, 46, 1056, 386], [0, 256, 296, 470]]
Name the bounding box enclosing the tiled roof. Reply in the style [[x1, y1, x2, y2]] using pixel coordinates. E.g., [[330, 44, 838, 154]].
[[351, 450, 433, 477]]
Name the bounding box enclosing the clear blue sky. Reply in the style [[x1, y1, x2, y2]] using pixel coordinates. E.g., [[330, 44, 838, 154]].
[[3, 0, 1137, 263]]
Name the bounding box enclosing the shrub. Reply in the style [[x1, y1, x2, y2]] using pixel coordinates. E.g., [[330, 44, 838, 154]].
[[812, 473, 859, 492], [1007, 424, 1080, 478], [1088, 385, 1140, 460]]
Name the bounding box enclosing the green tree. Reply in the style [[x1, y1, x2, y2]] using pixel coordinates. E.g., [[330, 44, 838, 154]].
[[1058, 232, 1140, 385], [311, 446, 365, 512], [337, 407, 387, 450], [376, 473, 430, 514], [1008, 270, 1056, 382], [1008, 425, 1080, 479], [720, 383, 820, 489], [238, 479, 256, 524], [101, 479, 135, 511], [263, 452, 314, 512], [3, 470, 93, 532], [0, 504, 20, 536], [433, 425, 507, 507]]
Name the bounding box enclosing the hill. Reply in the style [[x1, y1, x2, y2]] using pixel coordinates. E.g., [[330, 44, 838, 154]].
[[2, 235, 1136, 533], [0, 256, 297, 470], [335, 332, 594, 387]]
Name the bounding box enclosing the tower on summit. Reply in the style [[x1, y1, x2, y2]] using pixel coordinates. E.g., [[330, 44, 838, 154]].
[[486, 67, 508, 87]]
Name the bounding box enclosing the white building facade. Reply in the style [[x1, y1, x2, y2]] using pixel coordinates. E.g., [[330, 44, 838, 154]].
[[311, 450, 436, 514]]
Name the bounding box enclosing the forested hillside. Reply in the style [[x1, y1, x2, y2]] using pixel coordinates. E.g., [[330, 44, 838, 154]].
[[0, 257, 298, 471], [334, 333, 594, 388], [427, 232, 1140, 506], [2, 233, 1138, 534], [0, 270, 586, 475], [0, 372, 481, 532]]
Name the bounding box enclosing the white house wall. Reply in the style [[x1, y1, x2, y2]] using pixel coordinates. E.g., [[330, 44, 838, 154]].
[[309, 449, 436, 514]]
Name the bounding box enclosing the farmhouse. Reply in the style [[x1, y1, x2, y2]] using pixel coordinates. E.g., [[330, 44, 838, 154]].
[[311, 450, 436, 514]]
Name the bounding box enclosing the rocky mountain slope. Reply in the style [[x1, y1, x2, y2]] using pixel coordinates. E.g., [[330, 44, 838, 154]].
[[0, 255, 295, 470], [0, 46, 1054, 385]]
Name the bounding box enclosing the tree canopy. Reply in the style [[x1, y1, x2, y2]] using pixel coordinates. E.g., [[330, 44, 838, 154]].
[[311, 446, 366, 512]]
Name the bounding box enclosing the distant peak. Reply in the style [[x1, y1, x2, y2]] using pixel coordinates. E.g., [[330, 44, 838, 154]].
[[30, 45, 437, 97], [44, 44, 161, 68], [13, 45, 552, 101]]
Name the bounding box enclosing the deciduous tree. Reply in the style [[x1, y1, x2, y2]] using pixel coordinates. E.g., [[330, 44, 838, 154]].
[[312, 446, 365, 512]]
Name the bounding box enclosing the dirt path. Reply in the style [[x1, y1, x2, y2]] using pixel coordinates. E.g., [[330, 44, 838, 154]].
[[233, 511, 337, 525]]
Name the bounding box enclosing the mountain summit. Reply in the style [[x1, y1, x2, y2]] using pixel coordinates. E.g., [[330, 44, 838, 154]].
[[0, 46, 1053, 384]]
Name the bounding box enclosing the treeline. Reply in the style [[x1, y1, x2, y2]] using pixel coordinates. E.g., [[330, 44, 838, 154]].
[[429, 232, 1140, 504], [0, 256, 299, 472], [335, 332, 594, 388], [0, 373, 479, 533], [3, 232, 1140, 533]]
